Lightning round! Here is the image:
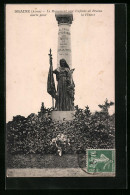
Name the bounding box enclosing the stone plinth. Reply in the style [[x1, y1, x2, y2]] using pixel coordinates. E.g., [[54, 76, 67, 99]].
[[51, 111, 75, 121]]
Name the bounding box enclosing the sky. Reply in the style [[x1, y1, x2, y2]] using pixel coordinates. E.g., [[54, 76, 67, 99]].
[[6, 4, 115, 122]]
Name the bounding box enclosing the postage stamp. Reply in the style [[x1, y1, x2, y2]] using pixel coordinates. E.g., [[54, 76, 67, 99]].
[[86, 149, 115, 173]]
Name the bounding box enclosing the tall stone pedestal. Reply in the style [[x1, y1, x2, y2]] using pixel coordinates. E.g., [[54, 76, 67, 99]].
[[55, 12, 73, 68], [51, 111, 75, 121]]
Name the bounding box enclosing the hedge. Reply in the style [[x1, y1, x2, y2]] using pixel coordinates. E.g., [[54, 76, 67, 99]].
[[6, 106, 115, 154]]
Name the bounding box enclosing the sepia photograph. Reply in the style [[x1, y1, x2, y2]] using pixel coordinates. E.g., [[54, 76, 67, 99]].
[[6, 4, 115, 178]]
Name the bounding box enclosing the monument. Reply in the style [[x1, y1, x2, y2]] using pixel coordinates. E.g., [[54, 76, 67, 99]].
[[55, 12, 73, 68], [47, 12, 75, 121]]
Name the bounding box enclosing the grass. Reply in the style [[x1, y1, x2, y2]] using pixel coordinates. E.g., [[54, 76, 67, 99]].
[[7, 154, 86, 168]]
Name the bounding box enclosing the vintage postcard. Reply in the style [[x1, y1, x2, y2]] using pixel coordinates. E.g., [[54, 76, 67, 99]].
[[6, 4, 115, 178]]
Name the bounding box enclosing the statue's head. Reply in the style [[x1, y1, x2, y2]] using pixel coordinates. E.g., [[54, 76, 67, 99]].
[[60, 59, 69, 68]]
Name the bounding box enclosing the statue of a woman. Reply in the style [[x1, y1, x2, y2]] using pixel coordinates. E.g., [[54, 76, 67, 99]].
[[53, 59, 75, 111]]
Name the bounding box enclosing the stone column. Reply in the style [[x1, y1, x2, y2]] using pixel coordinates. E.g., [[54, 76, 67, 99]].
[[55, 12, 73, 69], [51, 12, 75, 121]]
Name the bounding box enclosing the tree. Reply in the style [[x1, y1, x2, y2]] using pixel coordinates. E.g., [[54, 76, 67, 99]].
[[38, 102, 46, 118], [98, 99, 114, 131], [98, 98, 114, 114], [84, 105, 91, 116]]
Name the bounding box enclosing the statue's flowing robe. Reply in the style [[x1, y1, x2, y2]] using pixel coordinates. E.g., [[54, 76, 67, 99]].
[[53, 67, 75, 111]]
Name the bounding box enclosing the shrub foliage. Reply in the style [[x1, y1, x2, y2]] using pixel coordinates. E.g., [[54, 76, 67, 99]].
[[6, 100, 115, 154]]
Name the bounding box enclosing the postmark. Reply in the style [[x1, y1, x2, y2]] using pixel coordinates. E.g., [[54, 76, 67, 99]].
[[86, 149, 115, 173]]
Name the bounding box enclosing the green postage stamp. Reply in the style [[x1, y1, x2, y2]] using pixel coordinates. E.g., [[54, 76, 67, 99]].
[[86, 149, 115, 173]]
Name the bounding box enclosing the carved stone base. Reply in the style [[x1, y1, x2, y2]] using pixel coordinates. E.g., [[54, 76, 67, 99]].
[[51, 111, 75, 121]]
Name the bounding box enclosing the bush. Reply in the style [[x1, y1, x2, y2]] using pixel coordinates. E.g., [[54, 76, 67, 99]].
[[6, 104, 115, 155]]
